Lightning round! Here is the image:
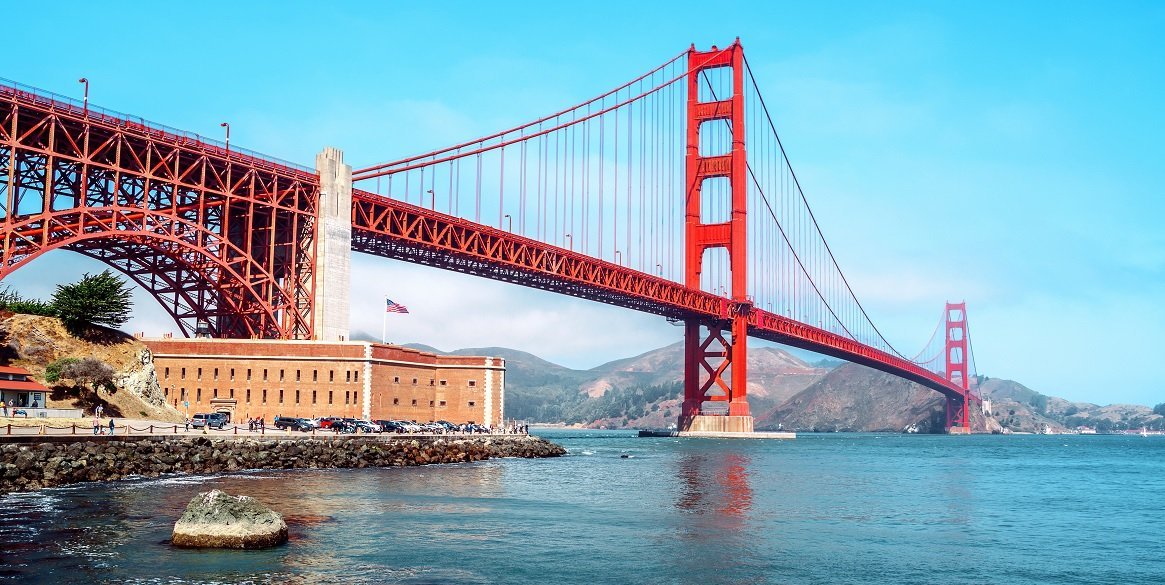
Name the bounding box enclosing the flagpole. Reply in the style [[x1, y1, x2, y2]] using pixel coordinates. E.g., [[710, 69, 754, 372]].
[[382, 298, 387, 345]]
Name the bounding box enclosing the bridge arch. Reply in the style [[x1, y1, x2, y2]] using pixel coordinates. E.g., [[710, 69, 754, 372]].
[[2, 208, 285, 338]]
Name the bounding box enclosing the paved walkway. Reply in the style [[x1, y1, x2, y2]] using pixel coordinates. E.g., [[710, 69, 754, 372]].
[[0, 417, 527, 440]]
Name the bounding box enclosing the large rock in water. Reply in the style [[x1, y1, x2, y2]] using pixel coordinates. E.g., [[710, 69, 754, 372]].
[[172, 490, 288, 549]]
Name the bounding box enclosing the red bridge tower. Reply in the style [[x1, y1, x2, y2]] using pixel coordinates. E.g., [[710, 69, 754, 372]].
[[945, 302, 971, 433], [680, 40, 753, 433]]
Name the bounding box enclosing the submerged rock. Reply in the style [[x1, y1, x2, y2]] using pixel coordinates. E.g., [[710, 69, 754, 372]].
[[171, 489, 287, 549]]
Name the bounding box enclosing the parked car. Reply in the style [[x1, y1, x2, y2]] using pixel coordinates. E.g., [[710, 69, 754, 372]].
[[318, 417, 343, 429], [353, 420, 381, 433], [273, 416, 313, 431], [191, 413, 226, 430], [376, 420, 406, 433], [329, 420, 356, 433]]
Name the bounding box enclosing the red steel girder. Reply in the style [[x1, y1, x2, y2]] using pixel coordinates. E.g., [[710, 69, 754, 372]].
[[0, 83, 319, 340]]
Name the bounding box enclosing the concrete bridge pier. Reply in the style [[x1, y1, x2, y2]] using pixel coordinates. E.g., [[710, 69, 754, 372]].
[[312, 147, 353, 341]]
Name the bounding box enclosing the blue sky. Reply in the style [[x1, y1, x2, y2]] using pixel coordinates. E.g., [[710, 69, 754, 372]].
[[5, 1, 1163, 405]]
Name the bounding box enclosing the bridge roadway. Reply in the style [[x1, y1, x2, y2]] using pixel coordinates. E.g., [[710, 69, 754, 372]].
[[350, 191, 965, 401]]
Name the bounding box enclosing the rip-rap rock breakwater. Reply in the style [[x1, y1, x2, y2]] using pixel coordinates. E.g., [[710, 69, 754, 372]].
[[0, 435, 566, 494]]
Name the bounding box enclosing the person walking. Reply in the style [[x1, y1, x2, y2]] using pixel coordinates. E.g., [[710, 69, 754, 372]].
[[108, 418, 116, 436], [92, 416, 100, 435], [1, 400, 7, 417]]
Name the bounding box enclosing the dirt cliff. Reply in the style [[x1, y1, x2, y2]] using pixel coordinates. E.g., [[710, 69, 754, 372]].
[[0, 313, 183, 421]]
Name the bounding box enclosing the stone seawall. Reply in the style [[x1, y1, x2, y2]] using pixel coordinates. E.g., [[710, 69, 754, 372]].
[[0, 435, 565, 494]]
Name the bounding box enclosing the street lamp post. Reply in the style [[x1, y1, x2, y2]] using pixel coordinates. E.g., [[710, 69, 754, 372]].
[[427, 189, 435, 210], [614, 250, 622, 265], [656, 263, 663, 276], [503, 214, 512, 232], [220, 122, 230, 155], [78, 78, 89, 117], [564, 234, 572, 251]]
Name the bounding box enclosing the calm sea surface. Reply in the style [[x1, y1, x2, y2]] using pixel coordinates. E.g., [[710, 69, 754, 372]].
[[1, 430, 1162, 584]]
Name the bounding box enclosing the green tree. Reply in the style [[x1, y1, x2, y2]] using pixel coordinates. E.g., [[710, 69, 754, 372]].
[[1154, 403, 1165, 416], [51, 270, 133, 333]]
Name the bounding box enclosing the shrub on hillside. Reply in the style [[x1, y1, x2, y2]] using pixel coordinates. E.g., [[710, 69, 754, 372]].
[[0, 285, 57, 317], [44, 357, 81, 384], [61, 357, 116, 392]]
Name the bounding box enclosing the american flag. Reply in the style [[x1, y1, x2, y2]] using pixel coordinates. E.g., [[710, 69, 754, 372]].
[[385, 298, 409, 314]]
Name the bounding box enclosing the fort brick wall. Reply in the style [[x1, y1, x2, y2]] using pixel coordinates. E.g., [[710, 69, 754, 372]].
[[143, 339, 505, 426]]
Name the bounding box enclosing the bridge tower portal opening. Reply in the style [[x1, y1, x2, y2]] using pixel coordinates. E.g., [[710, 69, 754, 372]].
[[679, 40, 754, 434]]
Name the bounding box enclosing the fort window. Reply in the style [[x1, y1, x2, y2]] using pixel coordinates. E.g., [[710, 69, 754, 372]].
[[468, 401, 476, 407], [295, 390, 300, 404], [411, 399, 418, 406], [164, 387, 169, 397], [312, 390, 317, 405], [429, 400, 435, 407], [213, 367, 219, 381], [180, 368, 185, 380], [213, 388, 218, 398], [439, 400, 446, 407], [164, 367, 170, 379], [296, 370, 301, 382], [247, 369, 252, 381], [393, 398, 399, 405], [429, 379, 435, 386], [328, 391, 333, 404], [262, 389, 267, 403], [344, 391, 350, 405], [229, 388, 234, 399], [180, 388, 186, 401], [230, 368, 235, 381], [313, 370, 318, 382], [263, 369, 268, 382], [346, 371, 351, 383], [412, 378, 418, 385], [196, 388, 201, 402], [197, 367, 202, 380], [329, 371, 334, 383], [355, 371, 359, 383], [279, 389, 284, 404], [439, 380, 447, 386], [246, 388, 251, 403], [393, 376, 400, 384], [280, 370, 285, 382], [468, 380, 476, 388]]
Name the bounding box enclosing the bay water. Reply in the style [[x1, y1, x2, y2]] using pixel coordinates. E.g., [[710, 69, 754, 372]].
[[1, 430, 1162, 584]]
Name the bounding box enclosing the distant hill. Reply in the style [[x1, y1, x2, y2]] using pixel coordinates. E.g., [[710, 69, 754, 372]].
[[759, 363, 949, 432], [393, 339, 829, 427], [365, 334, 1163, 433]]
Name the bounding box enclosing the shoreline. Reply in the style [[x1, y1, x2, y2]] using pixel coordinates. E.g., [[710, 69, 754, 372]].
[[0, 434, 566, 495]]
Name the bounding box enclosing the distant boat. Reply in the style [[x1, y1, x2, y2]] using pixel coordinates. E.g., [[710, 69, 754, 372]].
[[1141, 427, 1149, 438]]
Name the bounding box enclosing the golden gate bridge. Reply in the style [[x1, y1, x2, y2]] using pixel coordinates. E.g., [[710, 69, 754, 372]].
[[0, 39, 979, 433]]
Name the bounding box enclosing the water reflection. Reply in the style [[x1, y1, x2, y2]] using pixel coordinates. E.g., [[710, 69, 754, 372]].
[[676, 451, 754, 520]]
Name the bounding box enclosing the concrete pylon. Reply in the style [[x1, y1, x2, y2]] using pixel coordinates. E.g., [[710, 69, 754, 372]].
[[313, 147, 352, 341]]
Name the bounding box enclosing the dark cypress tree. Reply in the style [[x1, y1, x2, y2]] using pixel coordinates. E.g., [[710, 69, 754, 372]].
[[51, 270, 133, 333]]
